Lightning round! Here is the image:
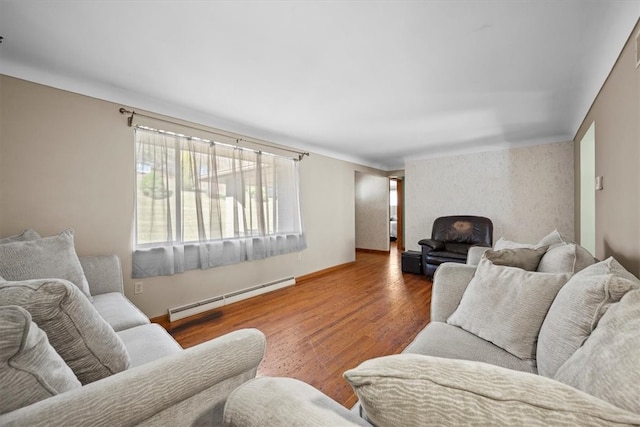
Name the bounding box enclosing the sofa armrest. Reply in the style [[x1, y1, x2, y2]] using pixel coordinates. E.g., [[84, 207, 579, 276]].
[[80, 255, 124, 296], [418, 238, 444, 251], [466, 246, 490, 265], [0, 328, 266, 427], [345, 354, 640, 426], [224, 377, 370, 427], [430, 263, 477, 322]]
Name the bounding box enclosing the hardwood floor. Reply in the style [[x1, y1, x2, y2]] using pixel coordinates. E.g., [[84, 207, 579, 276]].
[[156, 244, 432, 408]]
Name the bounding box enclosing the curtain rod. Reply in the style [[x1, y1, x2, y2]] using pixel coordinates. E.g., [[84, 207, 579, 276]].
[[119, 107, 309, 161]]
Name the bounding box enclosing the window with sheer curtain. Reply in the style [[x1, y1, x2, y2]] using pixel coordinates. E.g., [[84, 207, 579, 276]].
[[132, 126, 306, 278]]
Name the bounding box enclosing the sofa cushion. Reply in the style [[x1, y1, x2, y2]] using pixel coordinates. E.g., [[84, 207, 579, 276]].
[[91, 292, 150, 332], [0, 229, 41, 244], [483, 246, 548, 271], [117, 324, 182, 368], [403, 322, 536, 373], [0, 279, 130, 384], [494, 229, 565, 250], [344, 353, 640, 427], [537, 257, 640, 378], [426, 251, 467, 264], [0, 229, 91, 298], [554, 289, 640, 414], [0, 305, 81, 415], [537, 243, 595, 274], [442, 243, 471, 255], [447, 258, 570, 361]]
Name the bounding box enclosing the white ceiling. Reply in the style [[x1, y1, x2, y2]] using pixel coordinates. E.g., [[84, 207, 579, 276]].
[[1, 1, 639, 170]]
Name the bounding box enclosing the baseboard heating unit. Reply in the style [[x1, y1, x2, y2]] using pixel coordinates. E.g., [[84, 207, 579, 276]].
[[168, 276, 296, 322]]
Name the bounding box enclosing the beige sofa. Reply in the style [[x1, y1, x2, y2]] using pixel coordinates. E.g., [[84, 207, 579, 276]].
[[223, 233, 640, 426], [0, 230, 265, 426]]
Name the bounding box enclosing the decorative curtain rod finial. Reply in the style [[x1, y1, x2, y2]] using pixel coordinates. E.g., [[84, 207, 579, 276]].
[[119, 107, 135, 127]]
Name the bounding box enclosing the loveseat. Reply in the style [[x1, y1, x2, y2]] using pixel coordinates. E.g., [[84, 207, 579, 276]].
[[0, 229, 265, 426], [223, 231, 640, 426]]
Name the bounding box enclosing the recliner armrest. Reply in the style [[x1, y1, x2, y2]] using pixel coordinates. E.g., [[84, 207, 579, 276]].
[[418, 239, 445, 251]]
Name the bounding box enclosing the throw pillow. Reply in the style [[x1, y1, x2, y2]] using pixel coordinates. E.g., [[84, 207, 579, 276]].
[[483, 246, 548, 271], [536, 229, 567, 247], [0, 279, 130, 384], [0, 305, 80, 415], [447, 258, 570, 360], [0, 229, 41, 244], [344, 354, 640, 427], [0, 229, 91, 298], [554, 289, 640, 414], [537, 243, 595, 274], [494, 229, 566, 251], [537, 257, 640, 378]]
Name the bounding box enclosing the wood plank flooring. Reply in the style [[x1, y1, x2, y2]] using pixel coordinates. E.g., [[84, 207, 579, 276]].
[[156, 244, 432, 408]]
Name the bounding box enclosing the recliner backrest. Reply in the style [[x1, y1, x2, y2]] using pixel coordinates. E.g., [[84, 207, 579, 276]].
[[431, 216, 493, 247]]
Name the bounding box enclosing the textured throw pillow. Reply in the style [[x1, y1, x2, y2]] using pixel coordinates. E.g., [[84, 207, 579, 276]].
[[0, 279, 130, 384], [483, 246, 548, 271], [537, 257, 640, 378], [344, 354, 640, 427], [554, 289, 640, 414], [494, 229, 566, 251], [0, 229, 41, 244], [536, 229, 567, 248], [537, 243, 595, 274], [0, 305, 80, 414], [0, 229, 91, 298], [447, 258, 570, 361]]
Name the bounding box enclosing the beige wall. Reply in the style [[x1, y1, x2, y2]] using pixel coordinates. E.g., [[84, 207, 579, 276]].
[[574, 20, 640, 277], [0, 75, 381, 318], [405, 141, 575, 251], [355, 172, 390, 251]]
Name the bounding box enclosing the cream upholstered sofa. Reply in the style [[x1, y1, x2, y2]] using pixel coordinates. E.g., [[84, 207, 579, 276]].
[[0, 229, 265, 426], [223, 231, 640, 426]]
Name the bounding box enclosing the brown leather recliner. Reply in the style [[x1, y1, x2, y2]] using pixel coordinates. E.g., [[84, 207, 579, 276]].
[[419, 216, 493, 277]]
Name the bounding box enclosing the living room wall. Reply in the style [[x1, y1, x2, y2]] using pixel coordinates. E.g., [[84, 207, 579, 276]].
[[574, 19, 640, 277], [404, 140, 575, 252], [0, 75, 383, 318]]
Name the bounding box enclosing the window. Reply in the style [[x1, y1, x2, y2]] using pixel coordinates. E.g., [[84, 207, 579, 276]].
[[132, 126, 306, 278]]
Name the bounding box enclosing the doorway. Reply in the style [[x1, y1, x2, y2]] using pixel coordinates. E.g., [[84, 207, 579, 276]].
[[390, 178, 404, 251], [580, 122, 596, 255]]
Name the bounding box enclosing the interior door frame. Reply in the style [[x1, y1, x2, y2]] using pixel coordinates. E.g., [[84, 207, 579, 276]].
[[395, 178, 404, 251]]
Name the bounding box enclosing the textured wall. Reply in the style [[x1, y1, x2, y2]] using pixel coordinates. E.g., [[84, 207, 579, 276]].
[[355, 172, 390, 251], [405, 141, 575, 251]]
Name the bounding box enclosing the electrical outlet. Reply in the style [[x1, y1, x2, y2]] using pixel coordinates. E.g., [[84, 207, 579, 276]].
[[134, 281, 143, 294]]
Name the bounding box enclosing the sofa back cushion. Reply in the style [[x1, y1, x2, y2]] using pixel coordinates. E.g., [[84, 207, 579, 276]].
[[447, 259, 570, 362], [494, 229, 565, 251], [0, 279, 130, 384], [554, 289, 640, 414], [0, 305, 80, 414], [0, 229, 91, 298], [537, 257, 640, 378], [431, 216, 493, 246]]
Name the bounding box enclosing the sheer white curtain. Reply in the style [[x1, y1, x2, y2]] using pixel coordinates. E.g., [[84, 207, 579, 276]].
[[133, 127, 306, 278]]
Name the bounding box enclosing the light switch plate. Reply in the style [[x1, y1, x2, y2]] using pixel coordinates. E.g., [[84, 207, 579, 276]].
[[595, 176, 604, 191]]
